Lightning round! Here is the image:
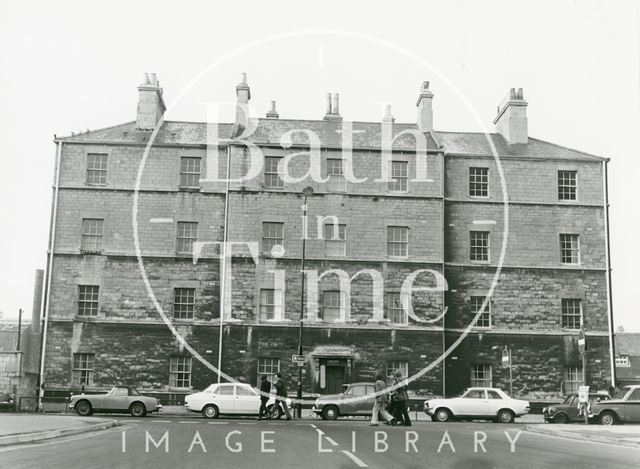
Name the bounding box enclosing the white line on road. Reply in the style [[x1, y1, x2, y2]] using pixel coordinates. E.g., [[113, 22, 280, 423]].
[[179, 421, 194, 424], [309, 424, 317, 429], [325, 437, 339, 447], [208, 422, 229, 425], [0, 425, 132, 453], [342, 450, 368, 468], [155, 420, 171, 423], [239, 422, 256, 425]]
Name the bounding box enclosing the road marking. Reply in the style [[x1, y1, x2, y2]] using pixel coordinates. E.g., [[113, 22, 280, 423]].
[[155, 420, 171, 423], [179, 421, 194, 424], [239, 422, 256, 425], [326, 436, 339, 447], [309, 424, 318, 429], [208, 422, 229, 425], [342, 450, 368, 467]]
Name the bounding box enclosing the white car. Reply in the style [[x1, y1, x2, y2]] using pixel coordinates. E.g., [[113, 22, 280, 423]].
[[424, 387, 530, 423], [184, 382, 291, 419]]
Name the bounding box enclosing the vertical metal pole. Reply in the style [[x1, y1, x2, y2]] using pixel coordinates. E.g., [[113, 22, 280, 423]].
[[297, 195, 308, 418], [16, 309, 22, 351], [217, 145, 231, 385], [509, 347, 513, 396], [582, 350, 588, 425], [602, 160, 616, 387]]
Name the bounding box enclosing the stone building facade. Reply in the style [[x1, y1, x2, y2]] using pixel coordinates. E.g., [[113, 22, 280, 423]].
[[41, 74, 613, 401]]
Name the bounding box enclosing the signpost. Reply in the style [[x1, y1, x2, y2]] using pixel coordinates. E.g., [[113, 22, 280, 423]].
[[292, 354, 307, 365], [578, 329, 588, 424], [501, 346, 513, 396]]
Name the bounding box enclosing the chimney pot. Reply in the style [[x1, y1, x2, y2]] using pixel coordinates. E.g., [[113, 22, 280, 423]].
[[241, 72, 247, 85], [332, 93, 340, 116], [382, 104, 395, 122], [266, 100, 279, 118]]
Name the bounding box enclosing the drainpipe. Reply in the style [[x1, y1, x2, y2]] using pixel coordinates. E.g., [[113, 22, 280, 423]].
[[602, 159, 616, 386], [217, 144, 232, 384], [441, 152, 446, 398], [37, 139, 63, 411]]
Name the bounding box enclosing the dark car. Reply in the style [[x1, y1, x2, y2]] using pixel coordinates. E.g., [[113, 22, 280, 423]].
[[591, 385, 640, 425], [312, 382, 376, 420], [0, 392, 16, 412], [543, 392, 610, 423]]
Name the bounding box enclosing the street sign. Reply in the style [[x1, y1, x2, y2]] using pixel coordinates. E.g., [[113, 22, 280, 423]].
[[578, 329, 586, 355], [292, 354, 307, 363], [578, 385, 590, 403], [501, 348, 510, 368]]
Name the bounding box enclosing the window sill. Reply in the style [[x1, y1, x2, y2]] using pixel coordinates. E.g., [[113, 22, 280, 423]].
[[85, 183, 108, 187], [469, 195, 490, 199], [469, 260, 491, 265], [387, 190, 409, 195], [179, 187, 201, 192], [80, 249, 104, 255], [387, 255, 409, 260]]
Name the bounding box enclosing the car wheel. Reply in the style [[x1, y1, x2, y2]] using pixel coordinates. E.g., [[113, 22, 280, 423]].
[[497, 409, 514, 424], [434, 408, 451, 422], [267, 404, 282, 420], [129, 402, 147, 418], [322, 405, 339, 420], [75, 400, 93, 416], [599, 411, 617, 426], [202, 404, 219, 419], [553, 413, 568, 424]]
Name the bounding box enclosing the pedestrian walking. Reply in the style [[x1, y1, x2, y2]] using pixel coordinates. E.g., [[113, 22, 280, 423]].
[[274, 372, 292, 420], [370, 373, 396, 426], [257, 375, 272, 420], [390, 369, 412, 426]]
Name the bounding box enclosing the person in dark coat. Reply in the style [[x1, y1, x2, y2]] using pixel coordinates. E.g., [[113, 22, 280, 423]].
[[390, 369, 412, 426], [257, 375, 272, 420], [274, 372, 292, 420]]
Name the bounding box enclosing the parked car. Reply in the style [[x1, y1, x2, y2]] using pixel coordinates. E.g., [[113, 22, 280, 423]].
[[591, 385, 640, 425], [424, 387, 530, 423], [0, 392, 16, 412], [184, 382, 291, 419], [313, 382, 376, 420], [543, 392, 610, 423], [70, 386, 162, 417]]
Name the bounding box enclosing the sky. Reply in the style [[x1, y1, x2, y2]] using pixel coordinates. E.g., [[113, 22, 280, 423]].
[[0, 0, 638, 330]]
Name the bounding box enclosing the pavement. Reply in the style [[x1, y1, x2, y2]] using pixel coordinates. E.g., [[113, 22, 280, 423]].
[[0, 414, 120, 446], [525, 422, 640, 448]]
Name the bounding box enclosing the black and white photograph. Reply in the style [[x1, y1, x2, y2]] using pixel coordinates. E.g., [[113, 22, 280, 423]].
[[1, 1, 639, 467]]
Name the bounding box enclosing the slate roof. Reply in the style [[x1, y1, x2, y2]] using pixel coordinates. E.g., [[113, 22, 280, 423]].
[[59, 120, 605, 161]]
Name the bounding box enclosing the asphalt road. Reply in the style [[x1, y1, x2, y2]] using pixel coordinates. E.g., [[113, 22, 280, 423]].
[[2, 415, 639, 469]]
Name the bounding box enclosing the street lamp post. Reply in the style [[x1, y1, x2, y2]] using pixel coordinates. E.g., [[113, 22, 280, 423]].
[[494, 345, 513, 395], [297, 186, 314, 418]]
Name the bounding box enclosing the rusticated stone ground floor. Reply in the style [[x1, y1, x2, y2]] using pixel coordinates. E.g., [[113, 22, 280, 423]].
[[42, 321, 612, 403]]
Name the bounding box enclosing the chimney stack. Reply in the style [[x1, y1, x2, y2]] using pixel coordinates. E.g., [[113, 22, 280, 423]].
[[324, 92, 342, 121], [382, 104, 395, 123], [31, 269, 44, 334], [416, 81, 434, 131], [235, 72, 251, 127], [493, 88, 528, 144], [136, 72, 166, 130], [266, 100, 279, 118]]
